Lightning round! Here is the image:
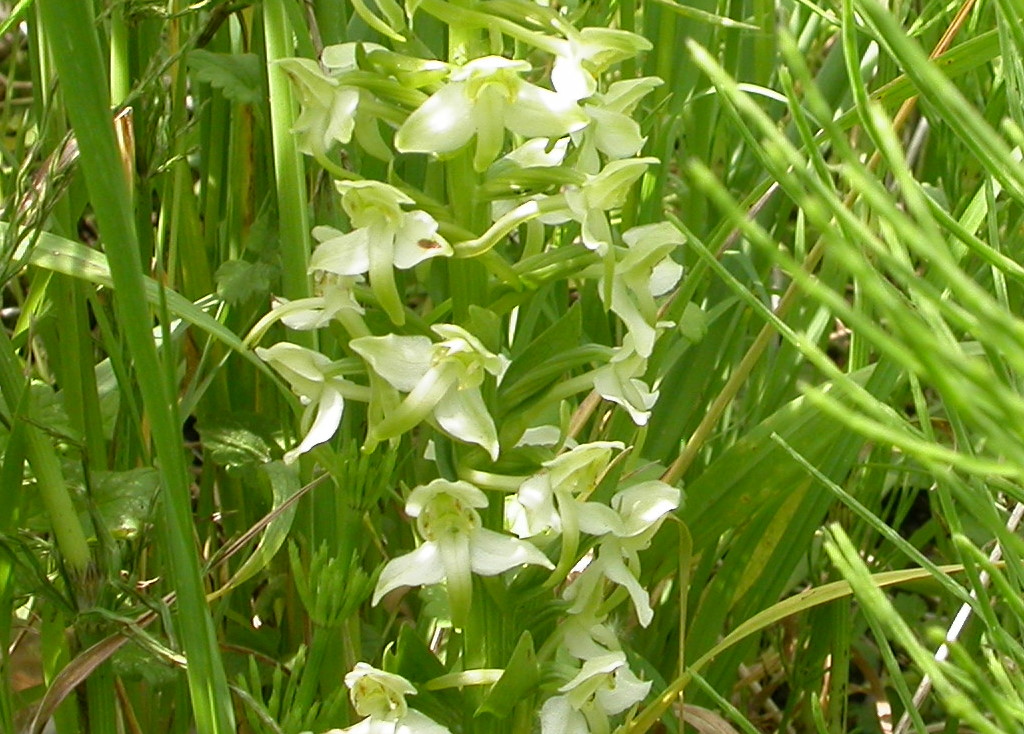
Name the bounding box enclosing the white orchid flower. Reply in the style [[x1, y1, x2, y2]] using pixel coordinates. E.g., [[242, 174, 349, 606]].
[[276, 57, 360, 158], [592, 342, 659, 425], [539, 652, 651, 734], [566, 481, 680, 626], [350, 324, 503, 458], [578, 481, 681, 542], [256, 343, 369, 463], [563, 539, 653, 626], [550, 28, 653, 101], [508, 441, 623, 538], [561, 615, 622, 660], [372, 479, 553, 626], [278, 43, 396, 162], [310, 180, 452, 324], [395, 56, 588, 171], [271, 272, 364, 331], [324, 663, 451, 734], [574, 77, 663, 172], [599, 222, 684, 358], [559, 157, 658, 254]]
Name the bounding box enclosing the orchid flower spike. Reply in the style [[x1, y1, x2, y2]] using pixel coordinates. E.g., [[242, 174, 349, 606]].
[[372, 479, 553, 627]]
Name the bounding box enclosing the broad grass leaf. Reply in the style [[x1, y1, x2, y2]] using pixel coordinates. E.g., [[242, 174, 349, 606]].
[[475, 631, 539, 718]]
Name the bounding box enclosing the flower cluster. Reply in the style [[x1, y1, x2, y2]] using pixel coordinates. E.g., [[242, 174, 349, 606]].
[[257, 21, 686, 733]]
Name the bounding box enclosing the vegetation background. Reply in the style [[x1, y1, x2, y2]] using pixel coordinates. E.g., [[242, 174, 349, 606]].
[[2, 0, 1024, 732]]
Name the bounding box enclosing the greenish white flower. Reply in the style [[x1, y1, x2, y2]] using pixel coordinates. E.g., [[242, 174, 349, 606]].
[[599, 222, 684, 358], [310, 180, 451, 324], [592, 343, 659, 425], [272, 272, 364, 331], [325, 662, 450, 734], [560, 157, 658, 254], [565, 481, 680, 626], [277, 57, 360, 158], [372, 479, 553, 626], [395, 56, 588, 171], [539, 652, 651, 734], [550, 28, 653, 101], [508, 441, 623, 539], [575, 77, 662, 172], [350, 324, 504, 458], [256, 343, 363, 463]]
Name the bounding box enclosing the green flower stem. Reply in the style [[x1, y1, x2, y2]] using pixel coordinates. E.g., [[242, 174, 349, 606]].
[[313, 151, 358, 181], [542, 498, 580, 589], [36, 2, 236, 731], [0, 327, 91, 575], [457, 468, 525, 490], [454, 197, 566, 258]]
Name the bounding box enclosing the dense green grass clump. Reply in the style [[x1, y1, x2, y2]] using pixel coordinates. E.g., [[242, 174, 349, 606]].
[[2, 0, 1024, 732]]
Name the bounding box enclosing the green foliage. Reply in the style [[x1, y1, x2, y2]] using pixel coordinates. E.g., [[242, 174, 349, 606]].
[[5, 0, 1024, 733]]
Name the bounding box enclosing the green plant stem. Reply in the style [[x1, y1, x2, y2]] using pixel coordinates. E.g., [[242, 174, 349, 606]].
[[263, 0, 313, 310], [0, 326, 91, 574]]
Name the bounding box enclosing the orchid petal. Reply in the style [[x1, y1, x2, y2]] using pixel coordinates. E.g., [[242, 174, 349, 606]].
[[586, 105, 645, 159], [600, 550, 654, 626], [406, 478, 487, 516], [597, 666, 651, 715], [468, 528, 553, 575], [255, 342, 331, 397], [392, 710, 453, 734], [395, 83, 476, 154], [350, 334, 434, 392], [551, 55, 596, 101], [509, 474, 560, 538], [285, 385, 344, 463], [433, 386, 500, 459], [576, 501, 624, 537], [437, 530, 474, 625], [473, 83, 508, 171], [612, 481, 681, 537], [540, 695, 590, 734], [309, 226, 371, 275], [372, 542, 445, 605], [649, 258, 684, 296], [392, 210, 452, 269], [505, 83, 589, 139], [603, 77, 663, 113]]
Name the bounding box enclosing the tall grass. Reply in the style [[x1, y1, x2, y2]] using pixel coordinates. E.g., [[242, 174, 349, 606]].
[[1, 0, 1023, 732]]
